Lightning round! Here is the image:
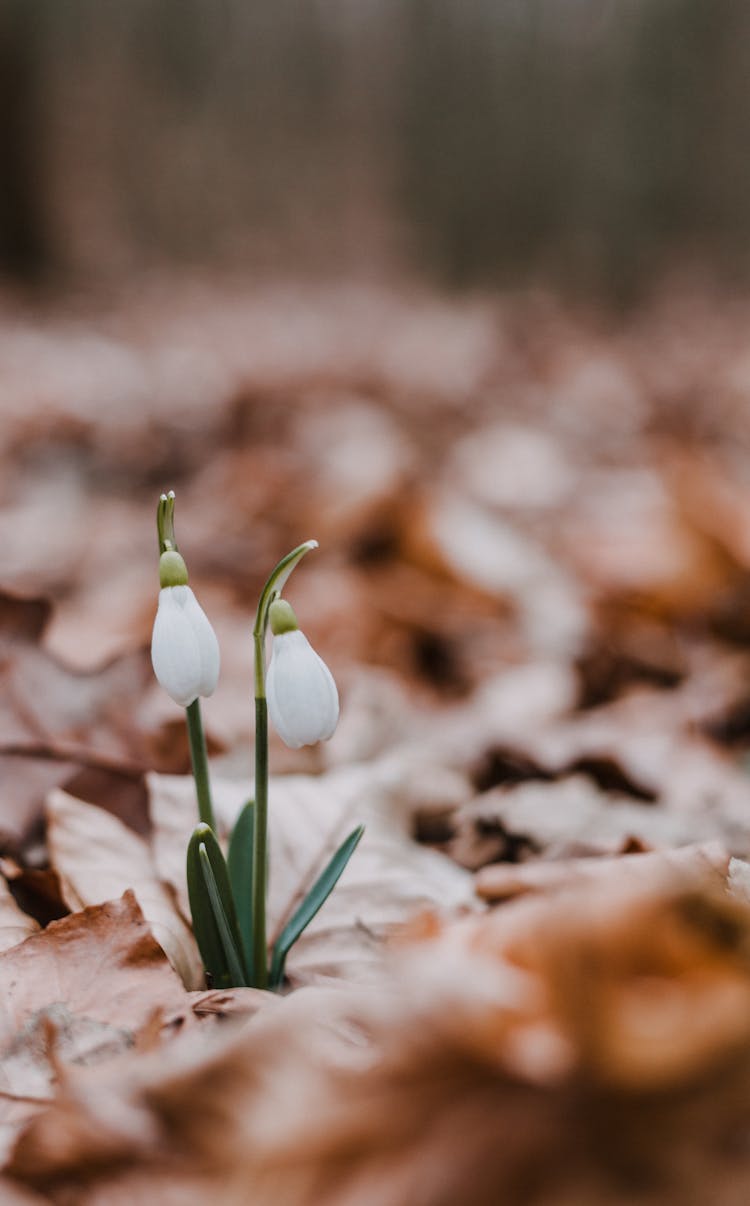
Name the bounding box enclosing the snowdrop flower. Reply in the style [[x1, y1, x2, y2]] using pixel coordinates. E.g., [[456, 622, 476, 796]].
[[151, 550, 220, 708], [266, 598, 339, 749]]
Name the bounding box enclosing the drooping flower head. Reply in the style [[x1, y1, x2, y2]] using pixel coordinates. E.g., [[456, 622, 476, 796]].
[[150, 492, 220, 708], [266, 598, 339, 749]]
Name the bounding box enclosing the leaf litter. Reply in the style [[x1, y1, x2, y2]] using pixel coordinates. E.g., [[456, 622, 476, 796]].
[[2, 281, 750, 1199]]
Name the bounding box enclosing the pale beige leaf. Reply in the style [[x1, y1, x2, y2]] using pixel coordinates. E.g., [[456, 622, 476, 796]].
[[0, 877, 38, 953], [46, 790, 204, 990], [452, 775, 724, 872], [475, 840, 731, 901]]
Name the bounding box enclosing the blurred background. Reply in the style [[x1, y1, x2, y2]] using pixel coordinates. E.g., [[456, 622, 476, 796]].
[[3, 0, 750, 295], [4, 0, 750, 849], [4, 13, 750, 1199]]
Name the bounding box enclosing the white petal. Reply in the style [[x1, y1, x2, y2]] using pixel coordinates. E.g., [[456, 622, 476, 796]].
[[182, 587, 220, 698], [266, 629, 339, 749], [151, 587, 203, 707]]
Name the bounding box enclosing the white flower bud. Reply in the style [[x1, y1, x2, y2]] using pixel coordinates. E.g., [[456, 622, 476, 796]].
[[151, 585, 220, 708], [266, 602, 339, 749]]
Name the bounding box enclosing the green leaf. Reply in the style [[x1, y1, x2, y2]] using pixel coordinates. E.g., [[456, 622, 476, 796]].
[[199, 847, 248, 988], [187, 824, 247, 988], [269, 824, 364, 989], [227, 799, 255, 983]]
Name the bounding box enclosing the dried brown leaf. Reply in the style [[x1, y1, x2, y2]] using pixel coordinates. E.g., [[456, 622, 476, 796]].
[[46, 791, 203, 989], [11, 869, 750, 1206], [0, 891, 187, 1164]]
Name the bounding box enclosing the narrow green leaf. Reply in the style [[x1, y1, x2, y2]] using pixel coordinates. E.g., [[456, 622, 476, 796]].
[[269, 824, 364, 989], [187, 826, 229, 987], [187, 823, 247, 988], [227, 799, 255, 983], [199, 846, 248, 988]]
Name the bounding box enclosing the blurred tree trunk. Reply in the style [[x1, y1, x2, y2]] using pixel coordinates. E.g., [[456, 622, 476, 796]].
[[0, 4, 52, 283]]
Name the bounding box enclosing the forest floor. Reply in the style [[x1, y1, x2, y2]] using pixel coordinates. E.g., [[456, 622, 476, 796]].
[[1, 276, 750, 1203]]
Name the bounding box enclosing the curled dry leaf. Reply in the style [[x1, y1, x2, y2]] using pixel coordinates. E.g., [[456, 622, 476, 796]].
[[46, 790, 204, 990], [0, 891, 187, 1165], [148, 764, 476, 986], [11, 866, 750, 1206]]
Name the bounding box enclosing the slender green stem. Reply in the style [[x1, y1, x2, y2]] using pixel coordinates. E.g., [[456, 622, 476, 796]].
[[248, 539, 317, 991], [185, 699, 216, 831], [252, 635, 269, 988]]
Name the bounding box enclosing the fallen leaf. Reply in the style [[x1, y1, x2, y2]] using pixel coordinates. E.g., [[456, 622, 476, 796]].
[[291, 399, 414, 541], [565, 464, 726, 612], [451, 775, 722, 871], [0, 860, 66, 930], [412, 490, 588, 658], [475, 840, 730, 901], [0, 891, 187, 1163], [449, 421, 577, 512], [46, 791, 203, 990], [0, 591, 154, 842], [11, 869, 750, 1206], [0, 878, 39, 953]]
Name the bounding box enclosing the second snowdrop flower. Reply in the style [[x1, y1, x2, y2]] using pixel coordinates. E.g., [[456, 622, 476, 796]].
[[266, 598, 339, 749]]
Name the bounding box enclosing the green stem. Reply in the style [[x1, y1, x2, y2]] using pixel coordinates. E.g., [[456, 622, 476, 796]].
[[252, 635, 269, 988], [248, 540, 317, 991], [185, 699, 216, 831]]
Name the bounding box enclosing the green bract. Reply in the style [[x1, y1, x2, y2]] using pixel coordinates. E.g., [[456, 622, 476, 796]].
[[158, 550, 189, 587]]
